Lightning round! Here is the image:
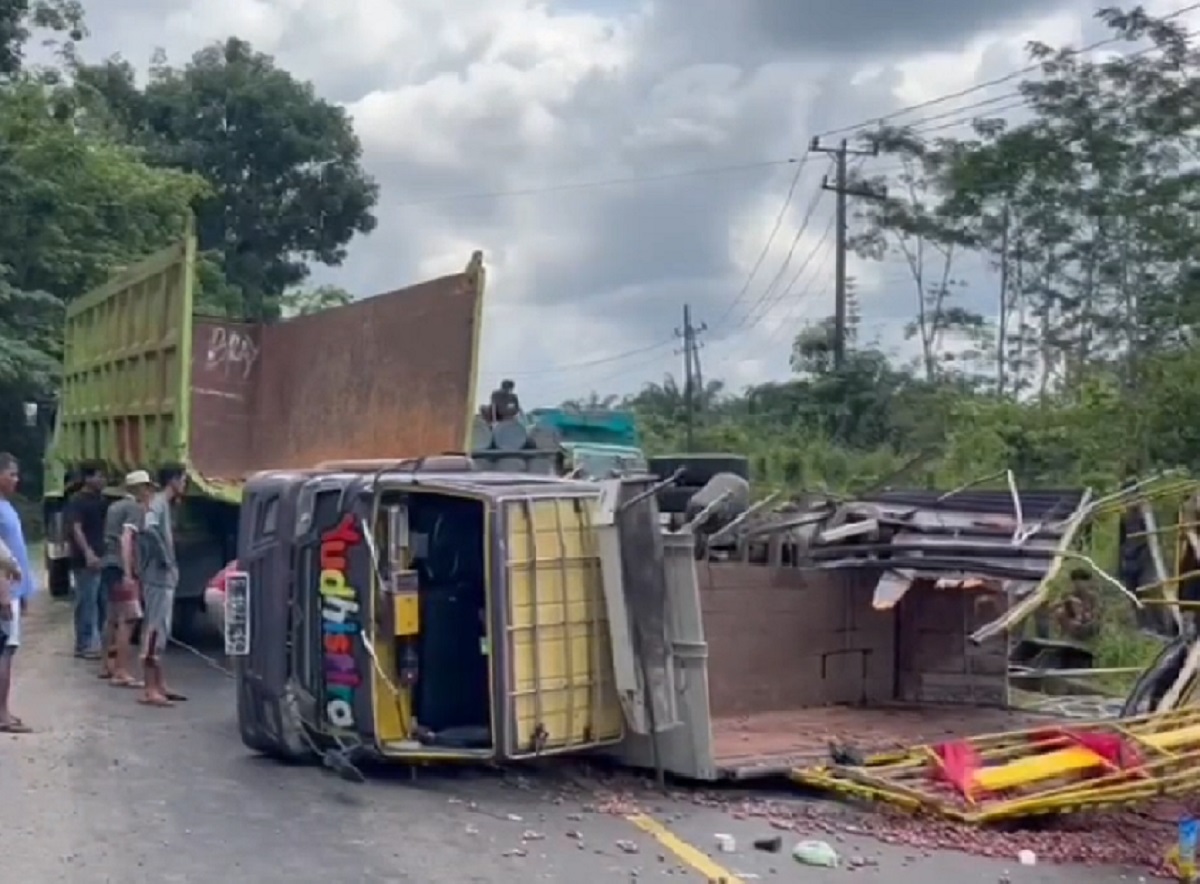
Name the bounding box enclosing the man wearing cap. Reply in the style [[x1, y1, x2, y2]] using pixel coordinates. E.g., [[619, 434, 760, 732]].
[[98, 470, 151, 686]]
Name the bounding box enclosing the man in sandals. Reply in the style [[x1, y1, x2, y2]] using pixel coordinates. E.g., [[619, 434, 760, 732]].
[[137, 464, 188, 707], [0, 453, 33, 733], [98, 471, 151, 687]]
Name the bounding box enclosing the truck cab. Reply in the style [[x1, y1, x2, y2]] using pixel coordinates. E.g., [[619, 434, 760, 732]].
[[232, 461, 627, 764]]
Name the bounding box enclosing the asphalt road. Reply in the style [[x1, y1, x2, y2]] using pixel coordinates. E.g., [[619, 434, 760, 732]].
[[0, 593, 1168, 882]]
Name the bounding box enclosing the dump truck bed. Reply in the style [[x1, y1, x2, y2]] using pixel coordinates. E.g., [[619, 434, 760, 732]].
[[49, 236, 485, 497]]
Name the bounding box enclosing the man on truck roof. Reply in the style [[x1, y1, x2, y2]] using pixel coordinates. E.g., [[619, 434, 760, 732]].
[[488, 379, 520, 422]]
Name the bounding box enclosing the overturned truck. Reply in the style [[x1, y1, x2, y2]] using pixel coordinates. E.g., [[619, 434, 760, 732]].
[[609, 486, 1099, 780]]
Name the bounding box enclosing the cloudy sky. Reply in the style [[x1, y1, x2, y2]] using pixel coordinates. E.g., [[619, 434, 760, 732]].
[[76, 0, 1193, 404]]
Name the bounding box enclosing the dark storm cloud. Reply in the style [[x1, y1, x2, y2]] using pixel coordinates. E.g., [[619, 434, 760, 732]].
[[644, 0, 1094, 64]]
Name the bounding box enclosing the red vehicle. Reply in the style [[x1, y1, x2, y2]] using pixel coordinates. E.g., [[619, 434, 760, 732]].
[[203, 559, 239, 636]]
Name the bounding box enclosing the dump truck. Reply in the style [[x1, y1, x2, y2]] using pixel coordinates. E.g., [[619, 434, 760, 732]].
[[41, 230, 487, 632]]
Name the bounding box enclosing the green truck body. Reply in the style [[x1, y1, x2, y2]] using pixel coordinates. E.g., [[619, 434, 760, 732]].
[[43, 232, 487, 623]]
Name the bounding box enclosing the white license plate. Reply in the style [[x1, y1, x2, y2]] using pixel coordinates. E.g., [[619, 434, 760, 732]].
[[223, 571, 251, 656]]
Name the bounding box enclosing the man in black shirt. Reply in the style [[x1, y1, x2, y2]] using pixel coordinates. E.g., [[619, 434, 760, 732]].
[[65, 462, 109, 659]]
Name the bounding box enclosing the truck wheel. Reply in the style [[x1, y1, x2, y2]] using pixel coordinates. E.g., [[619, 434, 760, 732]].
[[1122, 634, 1190, 717], [648, 454, 750, 486], [47, 557, 71, 599]]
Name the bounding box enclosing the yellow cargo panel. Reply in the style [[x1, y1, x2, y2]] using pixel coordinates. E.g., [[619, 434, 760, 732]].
[[503, 495, 623, 757], [54, 235, 196, 478]]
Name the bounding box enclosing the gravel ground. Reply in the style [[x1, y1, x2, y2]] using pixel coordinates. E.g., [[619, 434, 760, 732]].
[[0, 592, 1183, 882]]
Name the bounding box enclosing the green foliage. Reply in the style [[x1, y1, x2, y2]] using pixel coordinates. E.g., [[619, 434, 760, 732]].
[[0, 0, 85, 78], [280, 284, 354, 318], [74, 37, 379, 319]]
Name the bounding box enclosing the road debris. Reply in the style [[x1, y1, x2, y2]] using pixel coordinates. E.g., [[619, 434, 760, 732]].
[[752, 835, 782, 853], [791, 839, 839, 867]]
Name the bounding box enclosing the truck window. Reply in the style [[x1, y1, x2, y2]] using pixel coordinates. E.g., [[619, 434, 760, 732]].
[[257, 496, 279, 539]]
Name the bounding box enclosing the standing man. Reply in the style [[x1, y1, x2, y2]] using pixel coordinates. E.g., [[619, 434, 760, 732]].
[[0, 452, 33, 733], [98, 470, 151, 686], [65, 461, 109, 659], [138, 463, 187, 707]]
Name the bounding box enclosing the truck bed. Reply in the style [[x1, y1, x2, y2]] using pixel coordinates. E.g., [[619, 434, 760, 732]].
[[710, 705, 1059, 779], [190, 267, 482, 483], [51, 238, 485, 495]]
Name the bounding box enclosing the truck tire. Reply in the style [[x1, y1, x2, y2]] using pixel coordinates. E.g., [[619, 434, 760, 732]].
[[648, 454, 750, 486], [1122, 634, 1190, 717], [46, 556, 71, 599]]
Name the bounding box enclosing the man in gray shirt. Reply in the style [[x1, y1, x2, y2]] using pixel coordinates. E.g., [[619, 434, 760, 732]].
[[98, 470, 153, 685], [137, 464, 187, 707]]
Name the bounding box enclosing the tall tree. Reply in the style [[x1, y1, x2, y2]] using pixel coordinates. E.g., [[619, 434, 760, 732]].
[[0, 0, 84, 78], [938, 6, 1200, 398], [75, 38, 379, 319], [849, 128, 984, 382]]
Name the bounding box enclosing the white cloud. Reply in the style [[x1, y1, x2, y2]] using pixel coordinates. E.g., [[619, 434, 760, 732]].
[[893, 10, 1085, 106], [77, 0, 1115, 407]]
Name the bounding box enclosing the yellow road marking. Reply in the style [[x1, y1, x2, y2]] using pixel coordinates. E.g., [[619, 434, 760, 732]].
[[626, 813, 743, 882]]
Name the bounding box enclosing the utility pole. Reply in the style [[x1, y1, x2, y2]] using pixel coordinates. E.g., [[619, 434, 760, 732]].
[[675, 304, 707, 452], [810, 137, 883, 370]]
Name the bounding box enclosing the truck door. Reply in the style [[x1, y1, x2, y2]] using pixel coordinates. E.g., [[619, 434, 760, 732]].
[[497, 492, 625, 758]]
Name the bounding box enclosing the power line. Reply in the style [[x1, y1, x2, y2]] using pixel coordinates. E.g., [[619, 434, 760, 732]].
[[720, 166, 831, 337], [391, 158, 801, 207], [710, 154, 813, 330], [535, 347, 675, 403], [498, 337, 674, 377], [739, 207, 835, 336], [760, 214, 838, 348], [814, 1, 1200, 140]]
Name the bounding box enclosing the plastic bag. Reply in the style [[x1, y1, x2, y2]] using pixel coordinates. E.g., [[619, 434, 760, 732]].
[[1168, 817, 1199, 882], [792, 839, 839, 868]]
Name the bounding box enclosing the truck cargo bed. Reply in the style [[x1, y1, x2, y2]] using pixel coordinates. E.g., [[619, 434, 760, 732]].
[[710, 705, 1057, 779], [50, 238, 485, 495], [190, 264, 482, 484]]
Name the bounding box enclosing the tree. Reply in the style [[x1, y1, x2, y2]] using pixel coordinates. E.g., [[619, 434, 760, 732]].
[[0, 71, 207, 498], [560, 392, 621, 411], [75, 37, 379, 319], [0, 0, 84, 78], [850, 127, 983, 382], [280, 284, 353, 318], [936, 7, 1200, 398], [0, 78, 206, 309]]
